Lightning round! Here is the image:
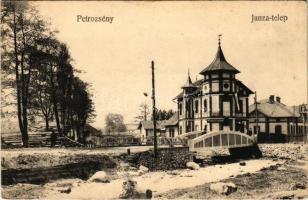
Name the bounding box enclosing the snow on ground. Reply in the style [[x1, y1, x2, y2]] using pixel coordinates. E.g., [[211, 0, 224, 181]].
[[46, 159, 281, 199]]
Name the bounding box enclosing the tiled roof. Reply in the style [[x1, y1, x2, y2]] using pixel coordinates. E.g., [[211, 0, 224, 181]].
[[200, 46, 240, 75], [249, 99, 299, 118]]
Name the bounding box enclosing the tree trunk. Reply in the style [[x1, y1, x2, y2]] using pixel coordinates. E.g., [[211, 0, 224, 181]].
[[50, 69, 61, 134], [53, 101, 61, 134], [13, 8, 28, 147], [21, 105, 29, 147], [45, 117, 49, 131]]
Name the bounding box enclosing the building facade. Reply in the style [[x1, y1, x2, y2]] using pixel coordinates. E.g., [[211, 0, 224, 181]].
[[175, 39, 253, 135], [138, 112, 179, 143], [249, 97, 307, 142]]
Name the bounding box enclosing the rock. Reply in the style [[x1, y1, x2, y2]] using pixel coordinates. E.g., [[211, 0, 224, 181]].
[[139, 165, 149, 173], [88, 171, 109, 183], [138, 170, 145, 176], [186, 161, 200, 170], [129, 166, 137, 171], [58, 187, 71, 194], [277, 166, 287, 171], [119, 179, 138, 199], [129, 171, 140, 176], [167, 170, 179, 175], [72, 182, 80, 187], [239, 161, 246, 166], [210, 182, 237, 195], [291, 182, 306, 190]]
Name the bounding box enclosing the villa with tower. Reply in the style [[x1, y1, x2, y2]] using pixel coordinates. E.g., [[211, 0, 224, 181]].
[[174, 36, 254, 135]]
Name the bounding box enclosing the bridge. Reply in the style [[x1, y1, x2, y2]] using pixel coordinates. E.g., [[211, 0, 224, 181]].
[[177, 131, 256, 151]]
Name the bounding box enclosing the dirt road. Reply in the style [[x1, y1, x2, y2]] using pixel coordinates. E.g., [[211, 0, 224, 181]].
[[2, 143, 308, 199]]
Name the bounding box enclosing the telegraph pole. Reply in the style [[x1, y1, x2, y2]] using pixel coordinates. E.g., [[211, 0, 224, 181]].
[[254, 91, 259, 142], [300, 104, 307, 144], [151, 61, 158, 158]]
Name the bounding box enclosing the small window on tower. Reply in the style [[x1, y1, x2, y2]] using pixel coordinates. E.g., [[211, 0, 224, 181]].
[[195, 100, 199, 113], [223, 83, 229, 89], [179, 104, 182, 115], [204, 99, 207, 112]]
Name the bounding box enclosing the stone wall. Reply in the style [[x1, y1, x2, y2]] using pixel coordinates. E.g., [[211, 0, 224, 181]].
[[127, 146, 191, 170], [2, 158, 117, 185]]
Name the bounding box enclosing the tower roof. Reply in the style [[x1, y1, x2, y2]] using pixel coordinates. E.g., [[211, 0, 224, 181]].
[[182, 69, 196, 89], [199, 36, 240, 75]]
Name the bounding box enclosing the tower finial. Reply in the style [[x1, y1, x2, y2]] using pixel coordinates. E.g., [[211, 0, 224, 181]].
[[188, 68, 190, 77], [218, 34, 222, 47]]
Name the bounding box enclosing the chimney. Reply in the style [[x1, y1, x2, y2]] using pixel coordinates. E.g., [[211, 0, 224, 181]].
[[269, 95, 275, 104], [276, 96, 281, 103]]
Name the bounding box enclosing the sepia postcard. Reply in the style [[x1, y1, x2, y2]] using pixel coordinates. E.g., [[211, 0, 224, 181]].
[[1, 1, 307, 199]]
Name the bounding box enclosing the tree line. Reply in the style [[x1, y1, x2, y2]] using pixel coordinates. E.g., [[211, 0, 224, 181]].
[[135, 103, 175, 122], [1, 1, 95, 146]]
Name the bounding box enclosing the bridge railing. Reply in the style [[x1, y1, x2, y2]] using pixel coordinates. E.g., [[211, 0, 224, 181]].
[[189, 131, 256, 151]]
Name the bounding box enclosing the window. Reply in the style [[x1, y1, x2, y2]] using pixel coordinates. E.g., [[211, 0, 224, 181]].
[[203, 85, 207, 92], [253, 126, 260, 134], [169, 128, 174, 138], [222, 73, 230, 78], [238, 100, 243, 113], [212, 82, 219, 92], [275, 125, 282, 134], [204, 125, 207, 133], [179, 104, 182, 115], [223, 101, 231, 117], [204, 99, 207, 112], [212, 74, 219, 79], [223, 83, 229, 89], [179, 126, 182, 135], [195, 100, 199, 113]]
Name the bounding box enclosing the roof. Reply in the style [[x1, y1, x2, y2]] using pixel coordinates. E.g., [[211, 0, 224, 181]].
[[125, 123, 139, 131], [249, 99, 299, 118], [236, 80, 254, 95], [139, 113, 179, 130], [138, 120, 163, 130], [182, 74, 196, 89], [199, 45, 240, 75], [162, 112, 178, 127], [174, 79, 203, 100]]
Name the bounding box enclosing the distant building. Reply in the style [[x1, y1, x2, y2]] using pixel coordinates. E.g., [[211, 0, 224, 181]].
[[174, 38, 253, 135], [248, 95, 305, 142], [161, 112, 179, 138], [290, 104, 308, 142], [137, 113, 179, 143]]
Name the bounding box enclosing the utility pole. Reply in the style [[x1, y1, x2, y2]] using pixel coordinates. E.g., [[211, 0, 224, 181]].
[[151, 61, 158, 158], [300, 104, 307, 144], [254, 91, 259, 142]]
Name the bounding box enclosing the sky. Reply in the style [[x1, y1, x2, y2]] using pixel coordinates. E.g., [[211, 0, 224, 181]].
[[33, 1, 307, 129]]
